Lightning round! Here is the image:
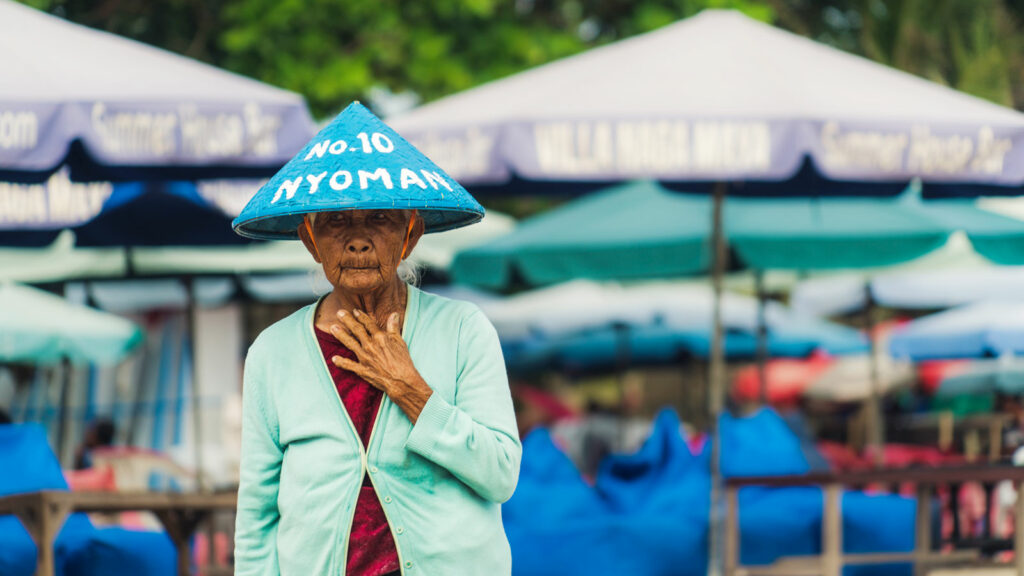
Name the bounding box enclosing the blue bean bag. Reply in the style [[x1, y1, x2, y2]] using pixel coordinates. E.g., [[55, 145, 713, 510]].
[[504, 408, 918, 576], [0, 424, 176, 576]]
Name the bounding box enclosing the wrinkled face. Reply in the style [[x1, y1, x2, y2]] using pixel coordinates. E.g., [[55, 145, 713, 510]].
[[298, 209, 423, 294]]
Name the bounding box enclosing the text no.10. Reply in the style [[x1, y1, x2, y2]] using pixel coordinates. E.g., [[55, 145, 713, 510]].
[[304, 132, 394, 161]]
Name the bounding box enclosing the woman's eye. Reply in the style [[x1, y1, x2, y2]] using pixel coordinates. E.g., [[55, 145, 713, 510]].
[[372, 212, 388, 222]]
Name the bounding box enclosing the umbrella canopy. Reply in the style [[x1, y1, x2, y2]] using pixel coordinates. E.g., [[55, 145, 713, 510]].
[[889, 301, 1024, 360], [473, 280, 866, 371], [733, 339, 913, 404], [933, 358, 1024, 397], [451, 181, 1024, 289], [794, 265, 1024, 317], [0, 282, 142, 364], [393, 10, 1024, 195], [0, 0, 315, 183]]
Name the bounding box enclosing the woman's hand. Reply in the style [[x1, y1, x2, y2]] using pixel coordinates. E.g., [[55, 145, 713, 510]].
[[329, 309, 433, 423]]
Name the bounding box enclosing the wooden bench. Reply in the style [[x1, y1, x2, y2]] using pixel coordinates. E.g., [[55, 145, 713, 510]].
[[0, 490, 237, 576], [725, 466, 1024, 576]]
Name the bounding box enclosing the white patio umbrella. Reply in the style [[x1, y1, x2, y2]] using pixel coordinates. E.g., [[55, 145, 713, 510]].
[[0, 0, 316, 183], [392, 9, 1024, 573]]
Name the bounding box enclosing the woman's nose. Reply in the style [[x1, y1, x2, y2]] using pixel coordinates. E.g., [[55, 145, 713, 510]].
[[346, 238, 371, 253]]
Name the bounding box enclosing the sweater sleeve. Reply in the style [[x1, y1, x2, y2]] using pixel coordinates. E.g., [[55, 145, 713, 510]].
[[405, 309, 522, 503], [234, 353, 283, 575]]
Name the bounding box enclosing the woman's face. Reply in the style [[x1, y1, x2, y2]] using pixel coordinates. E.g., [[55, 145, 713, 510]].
[[299, 209, 422, 294]]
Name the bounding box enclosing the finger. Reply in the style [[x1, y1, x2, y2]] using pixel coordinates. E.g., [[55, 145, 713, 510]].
[[386, 312, 400, 334], [330, 323, 363, 354], [337, 310, 371, 343], [332, 355, 369, 378], [352, 309, 381, 334]]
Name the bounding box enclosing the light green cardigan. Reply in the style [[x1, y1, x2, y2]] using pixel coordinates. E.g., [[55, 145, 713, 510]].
[[235, 285, 522, 576]]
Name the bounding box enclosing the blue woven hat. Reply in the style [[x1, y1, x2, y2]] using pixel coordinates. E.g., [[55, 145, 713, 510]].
[[232, 102, 484, 239]]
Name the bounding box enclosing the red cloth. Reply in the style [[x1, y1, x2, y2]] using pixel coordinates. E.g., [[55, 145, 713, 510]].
[[315, 327, 400, 576]]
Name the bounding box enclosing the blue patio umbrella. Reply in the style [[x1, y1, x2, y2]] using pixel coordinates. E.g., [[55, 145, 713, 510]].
[[477, 280, 866, 372], [0, 0, 316, 183], [504, 320, 866, 374], [0, 173, 262, 248], [889, 301, 1024, 361]]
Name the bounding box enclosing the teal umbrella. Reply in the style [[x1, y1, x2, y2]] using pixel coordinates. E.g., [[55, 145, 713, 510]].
[[0, 282, 143, 365], [453, 181, 712, 289], [936, 359, 1024, 398], [452, 181, 1024, 289]]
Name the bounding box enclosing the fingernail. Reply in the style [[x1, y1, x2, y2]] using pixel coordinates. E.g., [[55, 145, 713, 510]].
[[353, 310, 361, 317], [337, 310, 346, 317], [332, 355, 341, 363]]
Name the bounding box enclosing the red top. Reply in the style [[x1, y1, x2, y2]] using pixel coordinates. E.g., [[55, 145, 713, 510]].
[[315, 327, 400, 576]]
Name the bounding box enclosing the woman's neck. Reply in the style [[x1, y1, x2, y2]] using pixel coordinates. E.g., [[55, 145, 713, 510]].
[[316, 279, 408, 332]]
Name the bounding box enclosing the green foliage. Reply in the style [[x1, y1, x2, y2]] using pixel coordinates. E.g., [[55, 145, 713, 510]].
[[15, 0, 1024, 117], [777, 0, 1024, 108]]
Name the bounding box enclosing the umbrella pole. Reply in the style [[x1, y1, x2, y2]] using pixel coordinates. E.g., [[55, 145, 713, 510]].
[[708, 180, 728, 576], [56, 357, 72, 467], [756, 270, 769, 405], [863, 282, 884, 467], [185, 277, 206, 490]]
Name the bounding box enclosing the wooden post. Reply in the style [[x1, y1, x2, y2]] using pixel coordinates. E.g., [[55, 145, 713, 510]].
[[863, 283, 884, 467], [17, 494, 71, 576], [938, 411, 954, 452], [55, 358, 72, 467], [708, 181, 729, 576], [990, 417, 1003, 462], [755, 270, 769, 406], [914, 483, 932, 576], [1016, 481, 1024, 576], [155, 509, 209, 576], [822, 484, 842, 576], [184, 277, 205, 491], [725, 486, 739, 576]]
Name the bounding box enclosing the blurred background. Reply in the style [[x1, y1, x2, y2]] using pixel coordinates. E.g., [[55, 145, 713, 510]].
[[6, 1, 1024, 575]]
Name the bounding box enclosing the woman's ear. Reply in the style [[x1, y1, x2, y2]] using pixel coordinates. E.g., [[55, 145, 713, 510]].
[[297, 217, 322, 263], [402, 212, 426, 260]]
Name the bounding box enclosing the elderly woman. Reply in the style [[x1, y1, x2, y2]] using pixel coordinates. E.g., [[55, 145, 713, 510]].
[[231, 103, 521, 576]]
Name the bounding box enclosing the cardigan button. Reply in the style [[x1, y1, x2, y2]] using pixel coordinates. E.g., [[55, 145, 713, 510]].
[[384, 496, 392, 503], [369, 466, 379, 474], [396, 527, 404, 534], [405, 561, 413, 569]]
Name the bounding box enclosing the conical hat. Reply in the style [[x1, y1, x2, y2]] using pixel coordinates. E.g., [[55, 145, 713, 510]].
[[232, 102, 484, 239]]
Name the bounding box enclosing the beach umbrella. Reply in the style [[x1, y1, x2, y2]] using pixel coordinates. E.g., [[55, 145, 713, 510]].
[[0, 282, 144, 458], [393, 10, 1024, 196], [931, 358, 1024, 398], [793, 265, 1024, 317], [890, 301, 1024, 361], [474, 280, 866, 371], [0, 282, 142, 365], [0, 172, 513, 277], [731, 351, 915, 405], [0, 0, 315, 183], [0, 173, 261, 248], [452, 181, 1024, 289], [393, 9, 1024, 572]]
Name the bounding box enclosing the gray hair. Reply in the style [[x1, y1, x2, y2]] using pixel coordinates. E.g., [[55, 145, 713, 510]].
[[306, 212, 421, 286], [398, 259, 422, 286]]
